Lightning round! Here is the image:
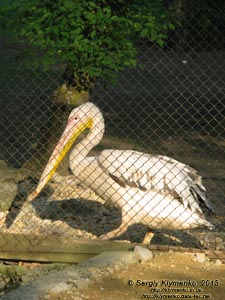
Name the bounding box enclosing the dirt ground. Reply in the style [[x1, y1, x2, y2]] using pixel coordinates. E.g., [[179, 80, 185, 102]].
[[47, 252, 225, 300]]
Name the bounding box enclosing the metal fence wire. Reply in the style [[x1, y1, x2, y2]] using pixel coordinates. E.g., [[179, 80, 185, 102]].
[[0, 2, 225, 253]]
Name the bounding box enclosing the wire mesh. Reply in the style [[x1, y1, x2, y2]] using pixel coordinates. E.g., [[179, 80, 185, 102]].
[[0, 2, 225, 253]]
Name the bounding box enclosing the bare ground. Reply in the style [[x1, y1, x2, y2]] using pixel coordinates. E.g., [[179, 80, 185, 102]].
[[36, 252, 225, 300], [79, 253, 225, 300]]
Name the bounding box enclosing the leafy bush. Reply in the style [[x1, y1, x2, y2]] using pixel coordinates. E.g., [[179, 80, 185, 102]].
[[1, 0, 174, 88]]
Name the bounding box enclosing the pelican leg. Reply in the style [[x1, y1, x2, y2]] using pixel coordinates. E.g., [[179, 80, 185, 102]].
[[142, 228, 154, 245], [99, 221, 129, 240]]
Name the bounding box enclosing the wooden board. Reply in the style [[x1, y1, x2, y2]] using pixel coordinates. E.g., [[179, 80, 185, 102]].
[[0, 232, 136, 263], [1, 233, 223, 264]]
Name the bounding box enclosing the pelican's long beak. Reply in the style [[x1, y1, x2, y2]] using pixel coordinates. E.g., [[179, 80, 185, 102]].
[[27, 116, 93, 202]]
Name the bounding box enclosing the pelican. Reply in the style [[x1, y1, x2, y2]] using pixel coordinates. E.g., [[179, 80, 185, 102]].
[[28, 102, 214, 242]]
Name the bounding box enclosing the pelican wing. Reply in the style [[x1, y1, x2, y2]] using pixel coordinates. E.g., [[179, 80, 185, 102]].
[[98, 149, 213, 214]]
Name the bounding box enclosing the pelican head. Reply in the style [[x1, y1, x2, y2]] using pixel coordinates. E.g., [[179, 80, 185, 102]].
[[28, 102, 104, 201]]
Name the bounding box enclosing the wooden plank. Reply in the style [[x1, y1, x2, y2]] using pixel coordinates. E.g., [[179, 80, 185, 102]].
[[0, 251, 96, 263], [0, 232, 136, 263], [0, 233, 224, 264]]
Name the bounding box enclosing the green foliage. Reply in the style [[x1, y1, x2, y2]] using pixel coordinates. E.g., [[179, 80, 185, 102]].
[[1, 0, 173, 88]]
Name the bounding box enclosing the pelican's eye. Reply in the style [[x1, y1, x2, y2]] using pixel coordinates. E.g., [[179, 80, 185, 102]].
[[74, 115, 79, 121]]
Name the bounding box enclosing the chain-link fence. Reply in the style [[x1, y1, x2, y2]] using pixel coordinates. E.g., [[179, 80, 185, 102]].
[[1, 2, 225, 257]]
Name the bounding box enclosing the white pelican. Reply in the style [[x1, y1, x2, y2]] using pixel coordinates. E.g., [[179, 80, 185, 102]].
[[28, 102, 214, 242]]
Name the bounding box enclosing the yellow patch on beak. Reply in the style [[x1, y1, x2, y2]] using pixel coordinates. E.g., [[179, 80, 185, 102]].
[[34, 117, 93, 197], [85, 118, 93, 129], [56, 118, 93, 164]]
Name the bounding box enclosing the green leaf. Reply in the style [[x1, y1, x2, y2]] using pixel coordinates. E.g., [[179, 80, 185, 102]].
[[63, 0, 75, 9], [2, 0, 174, 87]]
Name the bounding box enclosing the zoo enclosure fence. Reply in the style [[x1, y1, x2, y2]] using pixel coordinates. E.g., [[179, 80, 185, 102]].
[[0, 3, 225, 261]]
